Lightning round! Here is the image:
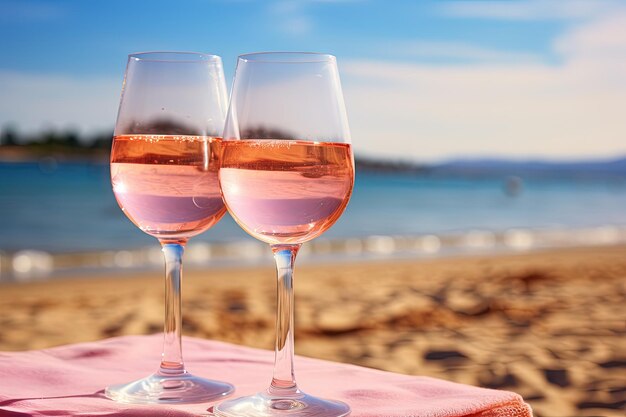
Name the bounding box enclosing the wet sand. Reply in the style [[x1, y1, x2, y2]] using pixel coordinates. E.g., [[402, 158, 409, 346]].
[[0, 245, 624, 416]]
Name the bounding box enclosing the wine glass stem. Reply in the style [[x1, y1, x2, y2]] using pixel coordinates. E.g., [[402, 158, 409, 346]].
[[159, 241, 187, 376], [268, 244, 302, 397]]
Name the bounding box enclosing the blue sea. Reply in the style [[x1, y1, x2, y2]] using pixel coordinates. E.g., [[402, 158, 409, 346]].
[[2, 160, 626, 279]]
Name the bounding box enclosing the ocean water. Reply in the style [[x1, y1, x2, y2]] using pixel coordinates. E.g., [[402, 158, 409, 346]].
[[1, 160, 626, 278]]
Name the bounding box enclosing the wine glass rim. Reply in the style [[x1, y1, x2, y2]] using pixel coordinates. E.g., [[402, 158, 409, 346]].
[[238, 52, 336, 63], [128, 51, 222, 63]]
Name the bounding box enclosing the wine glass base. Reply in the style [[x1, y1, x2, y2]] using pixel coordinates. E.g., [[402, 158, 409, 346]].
[[213, 390, 350, 417], [104, 372, 234, 404]]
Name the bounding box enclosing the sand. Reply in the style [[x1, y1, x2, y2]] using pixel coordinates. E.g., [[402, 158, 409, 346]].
[[1, 245, 624, 417]]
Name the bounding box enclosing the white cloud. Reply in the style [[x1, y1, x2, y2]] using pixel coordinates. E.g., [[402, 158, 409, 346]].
[[555, 10, 626, 61], [0, 71, 121, 134], [268, 1, 313, 35], [388, 40, 540, 64], [266, 0, 361, 35], [440, 0, 615, 21], [342, 9, 626, 161]]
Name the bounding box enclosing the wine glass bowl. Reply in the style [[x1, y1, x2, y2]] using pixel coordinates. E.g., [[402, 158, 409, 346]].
[[219, 139, 354, 245], [214, 52, 353, 417], [105, 52, 233, 404], [111, 134, 225, 241]]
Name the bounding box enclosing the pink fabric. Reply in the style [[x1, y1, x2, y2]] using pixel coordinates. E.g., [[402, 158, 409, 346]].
[[0, 335, 532, 417]]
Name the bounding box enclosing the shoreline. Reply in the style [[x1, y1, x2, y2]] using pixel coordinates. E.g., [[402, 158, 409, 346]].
[[0, 244, 624, 416], [3, 226, 626, 282], [0, 147, 109, 163]]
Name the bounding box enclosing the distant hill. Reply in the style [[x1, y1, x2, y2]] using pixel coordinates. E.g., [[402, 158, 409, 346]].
[[432, 156, 626, 177], [438, 156, 626, 172], [355, 155, 626, 179], [355, 157, 429, 174]]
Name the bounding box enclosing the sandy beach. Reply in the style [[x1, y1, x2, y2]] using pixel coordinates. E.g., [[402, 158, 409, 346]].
[[1, 245, 624, 416]]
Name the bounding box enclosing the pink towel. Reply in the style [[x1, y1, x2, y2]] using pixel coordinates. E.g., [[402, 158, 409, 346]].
[[0, 335, 532, 417]]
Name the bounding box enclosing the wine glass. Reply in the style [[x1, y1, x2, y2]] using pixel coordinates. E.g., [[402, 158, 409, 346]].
[[105, 52, 234, 404], [214, 52, 354, 416]]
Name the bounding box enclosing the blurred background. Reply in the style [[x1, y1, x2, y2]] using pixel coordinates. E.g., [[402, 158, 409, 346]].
[[0, 1, 625, 416]]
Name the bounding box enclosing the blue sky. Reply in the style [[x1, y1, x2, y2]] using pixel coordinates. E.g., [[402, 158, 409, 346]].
[[1, 0, 625, 161], [0, 0, 562, 75]]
